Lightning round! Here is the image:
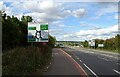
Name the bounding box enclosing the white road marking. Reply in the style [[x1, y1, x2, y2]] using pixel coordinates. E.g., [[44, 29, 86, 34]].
[[77, 57, 79, 60], [100, 58, 109, 61], [79, 60, 82, 62], [117, 63, 120, 66], [99, 54, 118, 59], [113, 69, 120, 74], [97, 56, 109, 61], [72, 58, 88, 76], [83, 63, 98, 77], [61, 49, 88, 76], [61, 49, 72, 57]]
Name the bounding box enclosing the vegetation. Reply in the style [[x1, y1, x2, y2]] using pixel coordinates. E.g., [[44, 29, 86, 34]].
[[81, 35, 120, 53], [2, 11, 56, 75], [2, 46, 52, 75]]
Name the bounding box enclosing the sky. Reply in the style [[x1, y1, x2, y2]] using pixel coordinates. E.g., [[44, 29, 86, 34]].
[[0, 0, 119, 41]]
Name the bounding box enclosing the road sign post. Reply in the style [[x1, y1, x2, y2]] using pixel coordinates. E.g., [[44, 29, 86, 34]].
[[89, 40, 95, 49], [98, 44, 104, 50]]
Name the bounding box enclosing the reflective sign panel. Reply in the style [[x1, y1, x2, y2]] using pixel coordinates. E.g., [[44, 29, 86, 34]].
[[28, 22, 48, 42]]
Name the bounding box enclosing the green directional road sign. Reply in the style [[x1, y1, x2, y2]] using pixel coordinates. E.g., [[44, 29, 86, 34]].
[[40, 24, 48, 30], [28, 22, 48, 42], [28, 27, 36, 30]]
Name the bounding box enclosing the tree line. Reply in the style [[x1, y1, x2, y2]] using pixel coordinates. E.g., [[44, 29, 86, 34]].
[[81, 35, 120, 52], [1, 11, 56, 51], [1, 11, 56, 75]]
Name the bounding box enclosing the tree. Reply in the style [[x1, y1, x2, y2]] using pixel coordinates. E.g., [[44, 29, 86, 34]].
[[83, 40, 88, 47], [21, 16, 33, 22], [2, 15, 22, 50], [48, 35, 56, 48], [2, 14, 33, 50]]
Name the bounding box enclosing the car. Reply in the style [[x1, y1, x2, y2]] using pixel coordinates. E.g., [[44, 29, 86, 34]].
[[59, 44, 64, 48]]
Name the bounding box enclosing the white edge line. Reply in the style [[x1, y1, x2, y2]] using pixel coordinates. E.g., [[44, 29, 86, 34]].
[[60, 49, 72, 57], [113, 69, 120, 74], [79, 60, 82, 62], [83, 63, 98, 77], [117, 63, 120, 66], [77, 57, 79, 60], [100, 58, 109, 61], [72, 58, 88, 76]]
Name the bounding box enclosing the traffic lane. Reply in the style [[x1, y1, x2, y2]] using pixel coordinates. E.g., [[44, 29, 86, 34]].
[[45, 48, 83, 75], [62, 48, 119, 76], [72, 48, 119, 68], [79, 49, 118, 63], [72, 47, 119, 61], [80, 48, 119, 60], [65, 48, 119, 66], [74, 51, 118, 75]]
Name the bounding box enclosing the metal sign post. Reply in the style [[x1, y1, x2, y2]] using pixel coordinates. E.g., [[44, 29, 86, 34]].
[[98, 44, 104, 49], [89, 40, 95, 49]]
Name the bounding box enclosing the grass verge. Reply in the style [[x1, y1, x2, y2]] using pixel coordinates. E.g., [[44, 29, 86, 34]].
[[2, 46, 52, 76]]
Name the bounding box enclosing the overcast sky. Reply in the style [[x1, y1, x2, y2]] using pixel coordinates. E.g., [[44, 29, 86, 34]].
[[0, 0, 119, 41]]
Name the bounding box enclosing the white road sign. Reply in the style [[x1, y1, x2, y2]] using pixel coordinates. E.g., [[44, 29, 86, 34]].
[[98, 44, 104, 47], [89, 40, 95, 46], [28, 22, 48, 42]]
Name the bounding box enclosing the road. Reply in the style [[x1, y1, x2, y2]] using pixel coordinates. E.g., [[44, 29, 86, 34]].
[[62, 47, 120, 77], [44, 48, 88, 76]]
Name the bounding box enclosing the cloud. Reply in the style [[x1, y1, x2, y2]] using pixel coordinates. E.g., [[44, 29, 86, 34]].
[[51, 20, 62, 25], [0, 1, 13, 15], [1, 0, 119, 2], [49, 29, 63, 35], [114, 14, 118, 19], [72, 8, 87, 18], [24, 12, 59, 23], [21, 0, 73, 23], [22, 1, 86, 22], [1, 0, 87, 23], [76, 24, 118, 36], [23, 0, 60, 13], [114, 14, 120, 20], [58, 24, 118, 41], [58, 24, 65, 27], [49, 28, 70, 36], [80, 22, 101, 29], [0, 1, 6, 11], [96, 4, 118, 19]]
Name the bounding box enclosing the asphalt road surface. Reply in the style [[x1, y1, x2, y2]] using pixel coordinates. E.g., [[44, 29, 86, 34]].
[[44, 48, 86, 76], [62, 47, 120, 77]]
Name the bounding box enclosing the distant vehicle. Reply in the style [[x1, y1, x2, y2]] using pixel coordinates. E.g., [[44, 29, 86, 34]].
[[59, 44, 64, 48], [55, 43, 64, 48], [80, 45, 84, 48]]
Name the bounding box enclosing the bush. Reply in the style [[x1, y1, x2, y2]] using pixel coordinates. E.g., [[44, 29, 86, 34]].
[[2, 46, 52, 75]]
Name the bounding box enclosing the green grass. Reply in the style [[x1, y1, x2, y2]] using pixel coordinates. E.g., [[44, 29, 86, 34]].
[[2, 46, 52, 76]]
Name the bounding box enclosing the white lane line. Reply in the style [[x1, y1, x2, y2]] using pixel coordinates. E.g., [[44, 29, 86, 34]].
[[60, 49, 72, 57], [101, 58, 109, 61], [116, 63, 120, 66], [100, 54, 118, 59], [72, 58, 88, 76], [79, 60, 82, 62], [83, 63, 98, 77], [75, 56, 77, 58], [77, 57, 79, 60], [61, 49, 88, 76], [98, 57, 109, 61], [113, 69, 120, 74]]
